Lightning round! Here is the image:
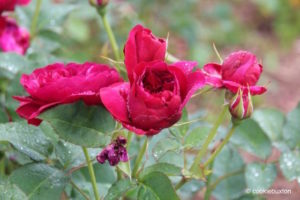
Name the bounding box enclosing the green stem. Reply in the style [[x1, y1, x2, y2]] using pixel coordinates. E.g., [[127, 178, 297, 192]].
[[70, 180, 90, 200], [175, 178, 187, 190], [82, 147, 100, 200], [30, 0, 42, 38], [99, 13, 120, 61], [190, 105, 228, 172], [204, 162, 214, 200], [203, 125, 236, 168], [132, 137, 149, 178]]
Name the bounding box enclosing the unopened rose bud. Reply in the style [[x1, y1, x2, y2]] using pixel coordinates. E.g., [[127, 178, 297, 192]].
[[89, 0, 109, 7], [228, 88, 253, 120]]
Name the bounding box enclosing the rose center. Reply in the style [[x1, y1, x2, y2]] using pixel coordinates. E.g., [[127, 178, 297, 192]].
[[142, 69, 175, 93]]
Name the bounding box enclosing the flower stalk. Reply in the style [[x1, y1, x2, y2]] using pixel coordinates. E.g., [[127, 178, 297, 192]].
[[82, 147, 100, 200], [30, 0, 42, 38], [203, 125, 236, 168], [98, 11, 121, 61], [132, 137, 149, 178], [189, 105, 228, 172]]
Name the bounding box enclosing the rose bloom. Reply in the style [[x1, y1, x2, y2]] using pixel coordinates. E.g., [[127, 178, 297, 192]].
[[0, 16, 30, 55], [0, 0, 31, 13], [203, 51, 267, 95], [100, 25, 205, 135], [14, 62, 123, 125]]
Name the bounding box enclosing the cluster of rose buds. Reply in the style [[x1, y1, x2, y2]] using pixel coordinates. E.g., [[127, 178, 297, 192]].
[[96, 136, 128, 166], [203, 51, 266, 120], [0, 0, 30, 55]]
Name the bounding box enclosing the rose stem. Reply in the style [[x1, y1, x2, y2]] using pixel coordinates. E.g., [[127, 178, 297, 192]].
[[70, 180, 90, 200], [203, 125, 236, 168], [30, 0, 42, 38], [189, 105, 228, 172], [203, 161, 214, 200], [132, 137, 149, 178], [98, 10, 120, 61], [82, 147, 100, 200]]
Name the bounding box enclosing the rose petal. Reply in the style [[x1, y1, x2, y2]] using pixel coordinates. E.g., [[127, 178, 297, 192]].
[[100, 82, 131, 123], [202, 63, 223, 88]]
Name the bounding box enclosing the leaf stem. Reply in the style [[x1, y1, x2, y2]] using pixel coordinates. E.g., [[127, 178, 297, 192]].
[[82, 147, 100, 200], [99, 12, 120, 61], [132, 137, 149, 178], [70, 180, 90, 200], [189, 105, 228, 172], [203, 125, 236, 168], [208, 169, 244, 191], [30, 0, 42, 38], [174, 178, 187, 190]]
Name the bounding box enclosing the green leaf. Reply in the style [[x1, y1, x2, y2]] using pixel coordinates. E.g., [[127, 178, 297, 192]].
[[140, 163, 182, 178], [54, 140, 99, 170], [10, 163, 69, 200], [279, 151, 300, 181], [40, 101, 115, 147], [0, 53, 29, 79], [104, 179, 136, 200], [152, 138, 180, 160], [283, 103, 300, 149], [231, 119, 272, 159], [212, 145, 246, 200], [139, 172, 180, 200], [0, 122, 52, 161], [0, 181, 27, 200], [245, 163, 277, 190], [184, 126, 209, 149], [118, 161, 131, 178], [252, 109, 285, 141]]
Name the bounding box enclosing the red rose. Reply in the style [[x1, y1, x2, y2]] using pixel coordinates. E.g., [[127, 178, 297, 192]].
[[14, 62, 123, 125], [124, 24, 167, 83], [0, 17, 30, 55], [0, 0, 31, 13], [203, 51, 267, 95], [100, 25, 205, 135]]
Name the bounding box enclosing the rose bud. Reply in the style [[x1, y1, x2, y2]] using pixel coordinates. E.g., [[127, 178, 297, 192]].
[[100, 25, 205, 135], [0, 17, 30, 55], [96, 136, 128, 166], [13, 62, 123, 125], [89, 0, 109, 7], [0, 0, 31, 13], [203, 51, 267, 95], [228, 88, 253, 120]]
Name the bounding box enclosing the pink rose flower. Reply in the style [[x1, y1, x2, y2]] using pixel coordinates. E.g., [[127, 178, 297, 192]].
[[0, 0, 31, 13], [203, 51, 267, 95], [14, 62, 123, 125], [0, 16, 30, 55], [100, 25, 205, 135]]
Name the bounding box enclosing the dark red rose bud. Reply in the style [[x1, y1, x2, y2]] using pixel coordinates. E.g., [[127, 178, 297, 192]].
[[228, 88, 253, 120], [96, 136, 128, 166]]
